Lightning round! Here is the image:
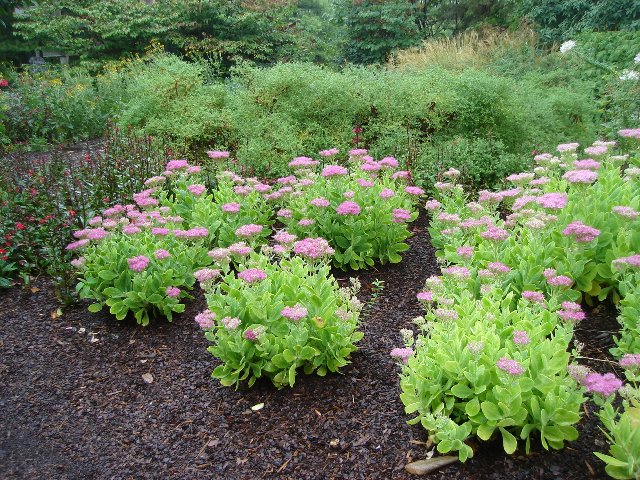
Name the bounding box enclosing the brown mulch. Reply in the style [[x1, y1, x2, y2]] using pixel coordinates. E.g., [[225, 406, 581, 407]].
[[0, 212, 617, 479]]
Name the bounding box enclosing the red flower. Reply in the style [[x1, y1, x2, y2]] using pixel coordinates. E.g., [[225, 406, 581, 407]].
[[16, 222, 25, 230], [0, 79, 9, 88]]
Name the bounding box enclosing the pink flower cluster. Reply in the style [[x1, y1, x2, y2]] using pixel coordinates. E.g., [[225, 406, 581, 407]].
[[456, 246, 474, 258], [612, 206, 639, 219], [336, 201, 361, 216], [206, 150, 230, 159], [537, 192, 567, 210], [563, 169, 598, 184], [522, 290, 545, 303], [195, 310, 216, 329], [320, 147, 339, 157], [222, 202, 241, 213], [480, 226, 509, 241], [416, 291, 433, 302], [442, 266, 470, 278], [235, 224, 263, 238], [322, 165, 348, 177], [289, 156, 319, 169], [582, 372, 623, 397], [165, 286, 181, 298], [128, 255, 150, 272], [562, 221, 600, 243], [390, 347, 414, 363], [513, 330, 530, 345], [310, 197, 330, 208], [620, 354, 640, 368], [392, 209, 411, 223], [612, 254, 640, 269], [293, 237, 335, 259], [187, 184, 206, 196], [556, 301, 585, 322], [281, 305, 308, 321], [194, 268, 220, 283], [237, 268, 267, 283], [497, 357, 524, 375]]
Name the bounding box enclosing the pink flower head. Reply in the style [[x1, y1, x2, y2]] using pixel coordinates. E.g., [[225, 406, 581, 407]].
[[442, 266, 470, 278], [456, 246, 474, 258], [322, 165, 348, 177], [488, 262, 511, 274], [612, 206, 639, 220], [573, 159, 600, 170], [128, 255, 150, 272], [235, 224, 263, 238], [392, 208, 411, 223], [435, 308, 458, 321], [349, 148, 368, 157], [319, 148, 339, 157], [195, 310, 216, 329], [166, 159, 190, 171], [185, 227, 209, 238], [254, 183, 271, 193], [361, 161, 381, 172], [522, 291, 545, 304], [506, 172, 535, 184], [228, 242, 252, 256], [234, 185, 252, 196], [620, 354, 640, 368], [557, 143, 579, 152], [513, 330, 530, 345], [435, 182, 455, 191], [336, 201, 361, 216], [298, 218, 315, 227], [343, 190, 355, 199], [86, 228, 108, 241], [563, 169, 598, 184], [65, 239, 90, 250], [221, 316, 241, 330], [380, 188, 395, 199], [152, 227, 170, 236], [187, 166, 201, 174], [243, 328, 260, 341], [390, 347, 414, 364], [209, 247, 231, 261], [237, 268, 267, 283], [437, 212, 461, 224], [310, 197, 330, 208], [417, 291, 433, 302], [405, 186, 425, 196], [618, 128, 640, 139], [497, 357, 524, 375], [154, 249, 170, 260], [273, 230, 297, 244], [612, 254, 640, 269], [289, 156, 319, 169], [194, 268, 220, 283], [293, 237, 335, 259], [481, 226, 509, 241], [380, 156, 399, 168], [357, 178, 375, 188], [165, 286, 181, 298], [281, 305, 308, 321], [277, 208, 293, 219], [206, 150, 230, 159], [391, 171, 410, 180], [222, 202, 241, 213], [547, 275, 573, 287], [537, 192, 568, 210], [70, 257, 85, 268], [144, 175, 166, 186], [277, 175, 297, 185], [562, 221, 600, 243], [582, 372, 622, 397], [424, 199, 441, 210], [187, 184, 206, 196], [583, 145, 608, 156]]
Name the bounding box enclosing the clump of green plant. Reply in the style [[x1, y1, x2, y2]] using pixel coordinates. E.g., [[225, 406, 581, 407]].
[[277, 150, 420, 269], [200, 252, 364, 389], [397, 289, 584, 462]]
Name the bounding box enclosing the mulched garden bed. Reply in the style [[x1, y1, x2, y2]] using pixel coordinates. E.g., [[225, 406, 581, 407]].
[[0, 211, 619, 479]]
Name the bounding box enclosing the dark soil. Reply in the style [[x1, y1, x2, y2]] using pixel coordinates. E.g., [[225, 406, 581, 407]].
[[0, 211, 617, 479]]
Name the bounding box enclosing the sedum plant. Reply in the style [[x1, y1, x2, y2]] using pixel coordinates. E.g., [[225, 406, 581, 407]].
[[277, 149, 421, 269], [398, 289, 584, 462], [198, 249, 364, 389]]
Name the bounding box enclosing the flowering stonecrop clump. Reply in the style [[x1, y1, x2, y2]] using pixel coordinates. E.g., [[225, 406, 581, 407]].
[[413, 135, 640, 471], [398, 289, 584, 462], [199, 251, 364, 388], [274, 149, 420, 269], [74, 227, 211, 325]]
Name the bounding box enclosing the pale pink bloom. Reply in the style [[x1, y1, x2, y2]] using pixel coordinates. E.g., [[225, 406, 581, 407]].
[[281, 305, 308, 321], [336, 201, 361, 216], [222, 202, 241, 213], [424, 199, 441, 210], [187, 184, 206, 196], [293, 237, 334, 259], [380, 188, 395, 199], [405, 186, 425, 196], [237, 268, 267, 283], [235, 224, 263, 238], [206, 150, 230, 159], [390, 347, 413, 363], [497, 357, 524, 375], [310, 197, 330, 208], [563, 169, 597, 184], [456, 246, 474, 258], [154, 249, 170, 260], [166, 159, 190, 170], [195, 310, 216, 329], [522, 290, 545, 303], [322, 165, 348, 177], [128, 255, 150, 272], [166, 286, 181, 298]]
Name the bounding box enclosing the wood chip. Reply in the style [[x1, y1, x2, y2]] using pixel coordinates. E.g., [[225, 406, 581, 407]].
[[405, 456, 458, 475]]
